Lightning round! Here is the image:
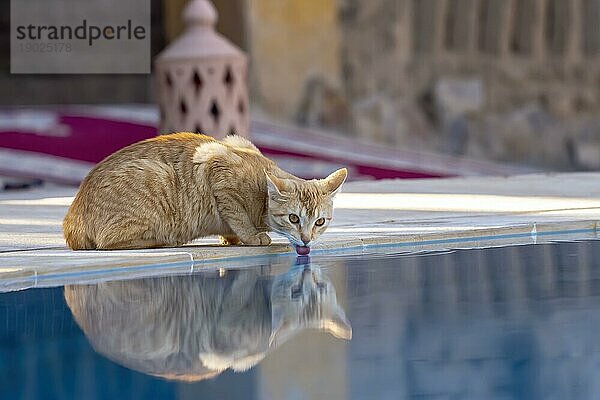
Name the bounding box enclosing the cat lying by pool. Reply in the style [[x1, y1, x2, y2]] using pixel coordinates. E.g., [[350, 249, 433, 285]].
[[63, 133, 347, 254]]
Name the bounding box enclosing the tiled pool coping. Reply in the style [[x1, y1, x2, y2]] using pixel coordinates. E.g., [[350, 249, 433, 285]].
[[1, 172, 599, 291]]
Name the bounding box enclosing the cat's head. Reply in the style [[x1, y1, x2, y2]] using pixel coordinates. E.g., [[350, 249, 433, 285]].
[[265, 168, 347, 248], [269, 264, 352, 347]]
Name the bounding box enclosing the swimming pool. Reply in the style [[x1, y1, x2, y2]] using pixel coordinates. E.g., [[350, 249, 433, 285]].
[[1, 241, 599, 399]]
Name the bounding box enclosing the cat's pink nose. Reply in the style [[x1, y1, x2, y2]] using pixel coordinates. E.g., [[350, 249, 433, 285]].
[[301, 238, 310, 245]]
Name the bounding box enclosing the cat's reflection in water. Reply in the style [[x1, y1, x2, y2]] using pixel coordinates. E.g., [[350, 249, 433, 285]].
[[64, 258, 351, 382]]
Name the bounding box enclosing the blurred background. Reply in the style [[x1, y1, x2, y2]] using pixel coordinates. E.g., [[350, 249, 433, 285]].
[[1, 0, 600, 188]]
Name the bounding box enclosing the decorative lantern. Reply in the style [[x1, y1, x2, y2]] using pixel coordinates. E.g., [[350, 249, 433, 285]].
[[154, 0, 249, 138]]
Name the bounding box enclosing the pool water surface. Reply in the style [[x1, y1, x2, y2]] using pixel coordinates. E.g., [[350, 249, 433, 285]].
[[2, 241, 600, 399]]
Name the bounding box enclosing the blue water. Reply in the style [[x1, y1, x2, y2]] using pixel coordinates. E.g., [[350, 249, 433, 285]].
[[2, 241, 600, 400]]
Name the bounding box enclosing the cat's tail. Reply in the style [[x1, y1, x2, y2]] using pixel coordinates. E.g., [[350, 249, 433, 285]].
[[63, 209, 95, 250]]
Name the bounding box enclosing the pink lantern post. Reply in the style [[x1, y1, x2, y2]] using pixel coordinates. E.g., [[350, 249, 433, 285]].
[[154, 0, 249, 138]]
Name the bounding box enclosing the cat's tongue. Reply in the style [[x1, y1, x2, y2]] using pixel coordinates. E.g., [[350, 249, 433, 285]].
[[295, 245, 311, 256]]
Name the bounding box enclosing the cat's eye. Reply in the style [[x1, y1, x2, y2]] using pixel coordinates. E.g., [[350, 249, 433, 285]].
[[315, 218, 325, 226], [289, 214, 300, 224]]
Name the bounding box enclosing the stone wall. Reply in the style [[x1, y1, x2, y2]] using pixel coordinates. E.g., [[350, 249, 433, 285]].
[[337, 0, 600, 169], [342, 0, 600, 114]]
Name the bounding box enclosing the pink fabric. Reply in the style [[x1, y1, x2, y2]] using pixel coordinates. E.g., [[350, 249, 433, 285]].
[[0, 116, 156, 163], [0, 111, 444, 183]]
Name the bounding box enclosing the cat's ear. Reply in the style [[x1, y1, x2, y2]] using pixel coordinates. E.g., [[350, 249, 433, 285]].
[[321, 168, 348, 196], [324, 307, 352, 340], [265, 171, 287, 197]]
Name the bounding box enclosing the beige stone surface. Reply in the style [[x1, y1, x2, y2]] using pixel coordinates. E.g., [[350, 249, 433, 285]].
[[247, 0, 342, 119], [1, 173, 599, 291]]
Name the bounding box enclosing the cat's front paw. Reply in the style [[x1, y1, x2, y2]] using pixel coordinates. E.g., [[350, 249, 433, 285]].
[[219, 235, 242, 246], [244, 232, 272, 246]]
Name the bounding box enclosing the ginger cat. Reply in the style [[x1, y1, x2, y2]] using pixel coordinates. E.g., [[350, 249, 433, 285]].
[[63, 133, 347, 251]]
